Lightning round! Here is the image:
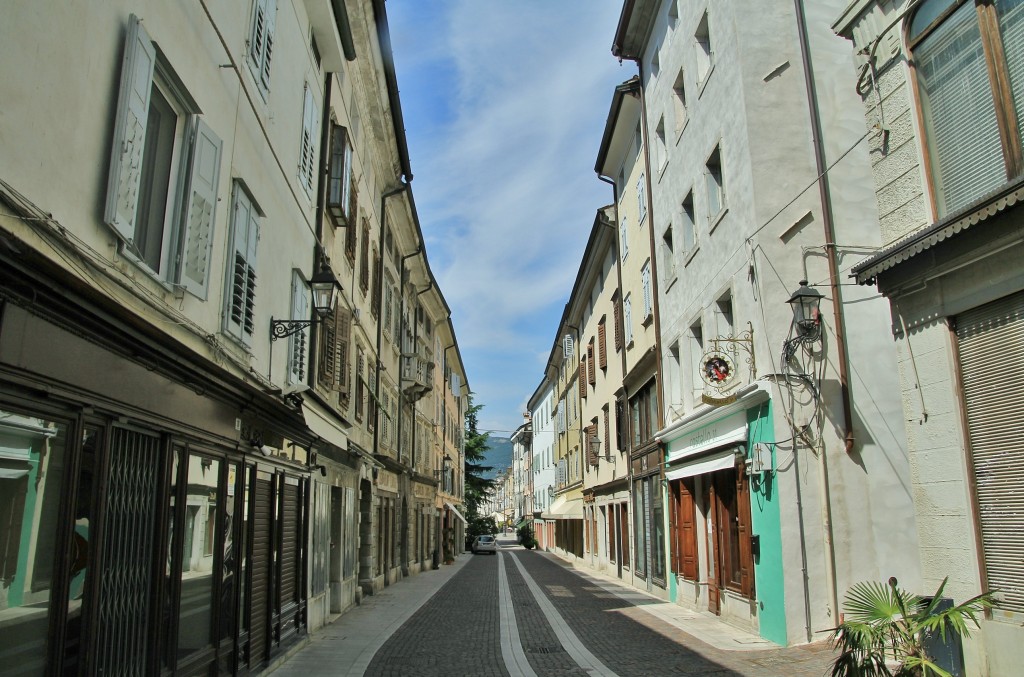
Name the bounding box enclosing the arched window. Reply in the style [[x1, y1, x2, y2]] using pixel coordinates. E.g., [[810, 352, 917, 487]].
[[909, 0, 1024, 218]]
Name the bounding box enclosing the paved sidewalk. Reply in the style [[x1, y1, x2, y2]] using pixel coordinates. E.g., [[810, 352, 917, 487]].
[[268, 554, 472, 677]]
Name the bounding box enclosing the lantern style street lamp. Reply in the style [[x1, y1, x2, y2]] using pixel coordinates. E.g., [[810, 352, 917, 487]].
[[270, 263, 342, 341], [787, 280, 823, 335]]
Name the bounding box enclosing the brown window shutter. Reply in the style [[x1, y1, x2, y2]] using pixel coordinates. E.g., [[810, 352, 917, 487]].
[[613, 297, 623, 349], [736, 465, 754, 597], [587, 341, 596, 385], [579, 359, 587, 399], [371, 248, 381, 317], [345, 179, 358, 262], [680, 478, 698, 580], [587, 425, 598, 466], [359, 220, 370, 292], [602, 407, 610, 461], [669, 481, 680, 574], [598, 321, 607, 369], [336, 309, 351, 395], [318, 309, 337, 389]]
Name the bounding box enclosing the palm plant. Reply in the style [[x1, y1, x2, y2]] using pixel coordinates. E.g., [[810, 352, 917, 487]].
[[829, 577, 995, 677]]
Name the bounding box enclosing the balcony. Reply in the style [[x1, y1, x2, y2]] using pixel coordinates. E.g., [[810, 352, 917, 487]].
[[401, 353, 433, 402]]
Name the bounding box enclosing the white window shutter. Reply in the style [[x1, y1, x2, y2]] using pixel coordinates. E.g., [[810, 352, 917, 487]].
[[261, 0, 276, 91], [288, 271, 310, 384], [104, 15, 155, 243], [225, 187, 258, 345], [300, 84, 316, 193], [178, 118, 222, 298], [619, 218, 628, 259], [563, 333, 574, 358], [642, 263, 652, 316]]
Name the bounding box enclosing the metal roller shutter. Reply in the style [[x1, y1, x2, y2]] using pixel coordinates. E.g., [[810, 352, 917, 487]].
[[957, 291, 1024, 612], [249, 476, 272, 667]]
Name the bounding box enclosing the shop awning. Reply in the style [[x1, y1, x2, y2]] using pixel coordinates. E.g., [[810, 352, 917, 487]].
[[301, 402, 349, 451], [665, 446, 738, 481], [444, 502, 468, 525], [514, 516, 530, 529], [541, 496, 584, 520]]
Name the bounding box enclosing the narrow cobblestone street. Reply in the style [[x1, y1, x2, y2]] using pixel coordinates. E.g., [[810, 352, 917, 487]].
[[274, 538, 836, 677]]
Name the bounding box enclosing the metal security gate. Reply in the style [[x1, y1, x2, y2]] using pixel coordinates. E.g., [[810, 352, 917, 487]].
[[279, 478, 301, 645], [956, 290, 1024, 612], [95, 427, 161, 676], [248, 473, 273, 668]]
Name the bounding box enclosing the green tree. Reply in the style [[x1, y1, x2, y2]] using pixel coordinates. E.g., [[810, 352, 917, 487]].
[[463, 394, 495, 519]]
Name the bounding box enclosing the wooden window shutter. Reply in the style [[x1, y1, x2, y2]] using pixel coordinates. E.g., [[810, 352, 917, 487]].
[[736, 466, 753, 597], [669, 481, 680, 574], [345, 179, 358, 261], [602, 407, 610, 460], [680, 478, 698, 580], [371, 247, 381, 317], [579, 360, 587, 399], [598, 320, 607, 369], [613, 297, 623, 350], [318, 310, 337, 389], [359, 219, 370, 292], [587, 340, 596, 385], [178, 119, 222, 298], [587, 425, 598, 467], [336, 309, 351, 395], [104, 15, 155, 243]]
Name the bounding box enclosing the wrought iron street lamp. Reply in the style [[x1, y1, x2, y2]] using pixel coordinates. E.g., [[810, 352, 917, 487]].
[[270, 264, 342, 341], [787, 280, 823, 335]]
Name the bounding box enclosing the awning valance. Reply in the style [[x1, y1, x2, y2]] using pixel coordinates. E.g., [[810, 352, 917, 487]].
[[541, 496, 584, 520], [302, 402, 348, 451], [444, 502, 468, 525], [665, 446, 739, 481]]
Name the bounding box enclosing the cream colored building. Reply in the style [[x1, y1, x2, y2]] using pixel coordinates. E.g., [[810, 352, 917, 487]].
[[0, 0, 466, 673]]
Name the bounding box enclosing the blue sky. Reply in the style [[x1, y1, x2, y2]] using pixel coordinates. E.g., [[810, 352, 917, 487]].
[[389, 1, 634, 438]]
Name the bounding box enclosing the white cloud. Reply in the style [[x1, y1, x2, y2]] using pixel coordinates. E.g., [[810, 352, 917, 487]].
[[391, 1, 632, 434]]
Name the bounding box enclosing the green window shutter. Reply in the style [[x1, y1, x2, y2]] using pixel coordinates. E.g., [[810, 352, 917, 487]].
[[177, 118, 222, 298], [104, 15, 155, 243]]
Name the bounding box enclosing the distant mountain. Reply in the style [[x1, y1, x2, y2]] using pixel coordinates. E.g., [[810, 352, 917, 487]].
[[479, 436, 513, 480]]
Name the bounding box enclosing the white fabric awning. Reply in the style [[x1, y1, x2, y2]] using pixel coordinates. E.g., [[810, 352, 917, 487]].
[[665, 447, 738, 481], [302, 402, 348, 451], [445, 502, 468, 525], [541, 496, 584, 520]]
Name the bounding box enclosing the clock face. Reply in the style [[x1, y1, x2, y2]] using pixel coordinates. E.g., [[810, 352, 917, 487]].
[[701, 352, 735, 387]]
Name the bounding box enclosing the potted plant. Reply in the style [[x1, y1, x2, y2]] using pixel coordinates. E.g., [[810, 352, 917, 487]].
[[829, 576, 995, 677]]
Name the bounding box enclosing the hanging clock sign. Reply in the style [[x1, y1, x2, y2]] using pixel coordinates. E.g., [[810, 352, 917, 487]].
[[700, 350, 736, 389]]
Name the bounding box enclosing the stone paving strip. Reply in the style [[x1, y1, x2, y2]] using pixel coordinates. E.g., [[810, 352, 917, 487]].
[[497, 550, 540, 677]]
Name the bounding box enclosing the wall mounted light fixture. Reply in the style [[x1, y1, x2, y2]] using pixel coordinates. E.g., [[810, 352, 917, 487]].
[[270, 263, 342, 341], [787, 280, 823, 336]]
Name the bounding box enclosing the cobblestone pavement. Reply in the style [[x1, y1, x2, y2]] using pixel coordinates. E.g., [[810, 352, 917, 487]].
[[360, 543, 836, 677]]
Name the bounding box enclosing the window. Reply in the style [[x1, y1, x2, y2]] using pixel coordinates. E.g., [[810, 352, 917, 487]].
[[355, 347, 365, 422], [910, 0, 1024, 218], [328, 124, 354, 225], [623, 293, 634, 346], [359, 219, 370, 293], [371, 247, 381, 318], [705, 144, 724, 223], [598, 317, 608, 369], [651, 47, 661, 78], [299, 84, 317, 195], [695, 11, 713, 87], [613, 291, 624, 351], [248, 0, 276, 95], [619, 216, 629, 260], [317, 307, 351, 394], [662, 224, 676, 279], [383, 274, 394, 335], [288, 270, 310, 384], [104, 15, 222, 297], [637, 174, 648, 223], [681, 190, 696, 254], [673, 69, 688, 134], [223, 183, 259, 346], [587, 339, 596, 386], [655, 116, 667, 171], [689, 320, 704, 403], [641, 261, 653, 320], [715, 292, 734, 338], [629, 379, 659, 449]]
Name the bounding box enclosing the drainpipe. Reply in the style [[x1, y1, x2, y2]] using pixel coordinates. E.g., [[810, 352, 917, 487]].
[[373, 182, 409, 464], [794, 0, 842, 631], [307, 72, 334, 391]]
